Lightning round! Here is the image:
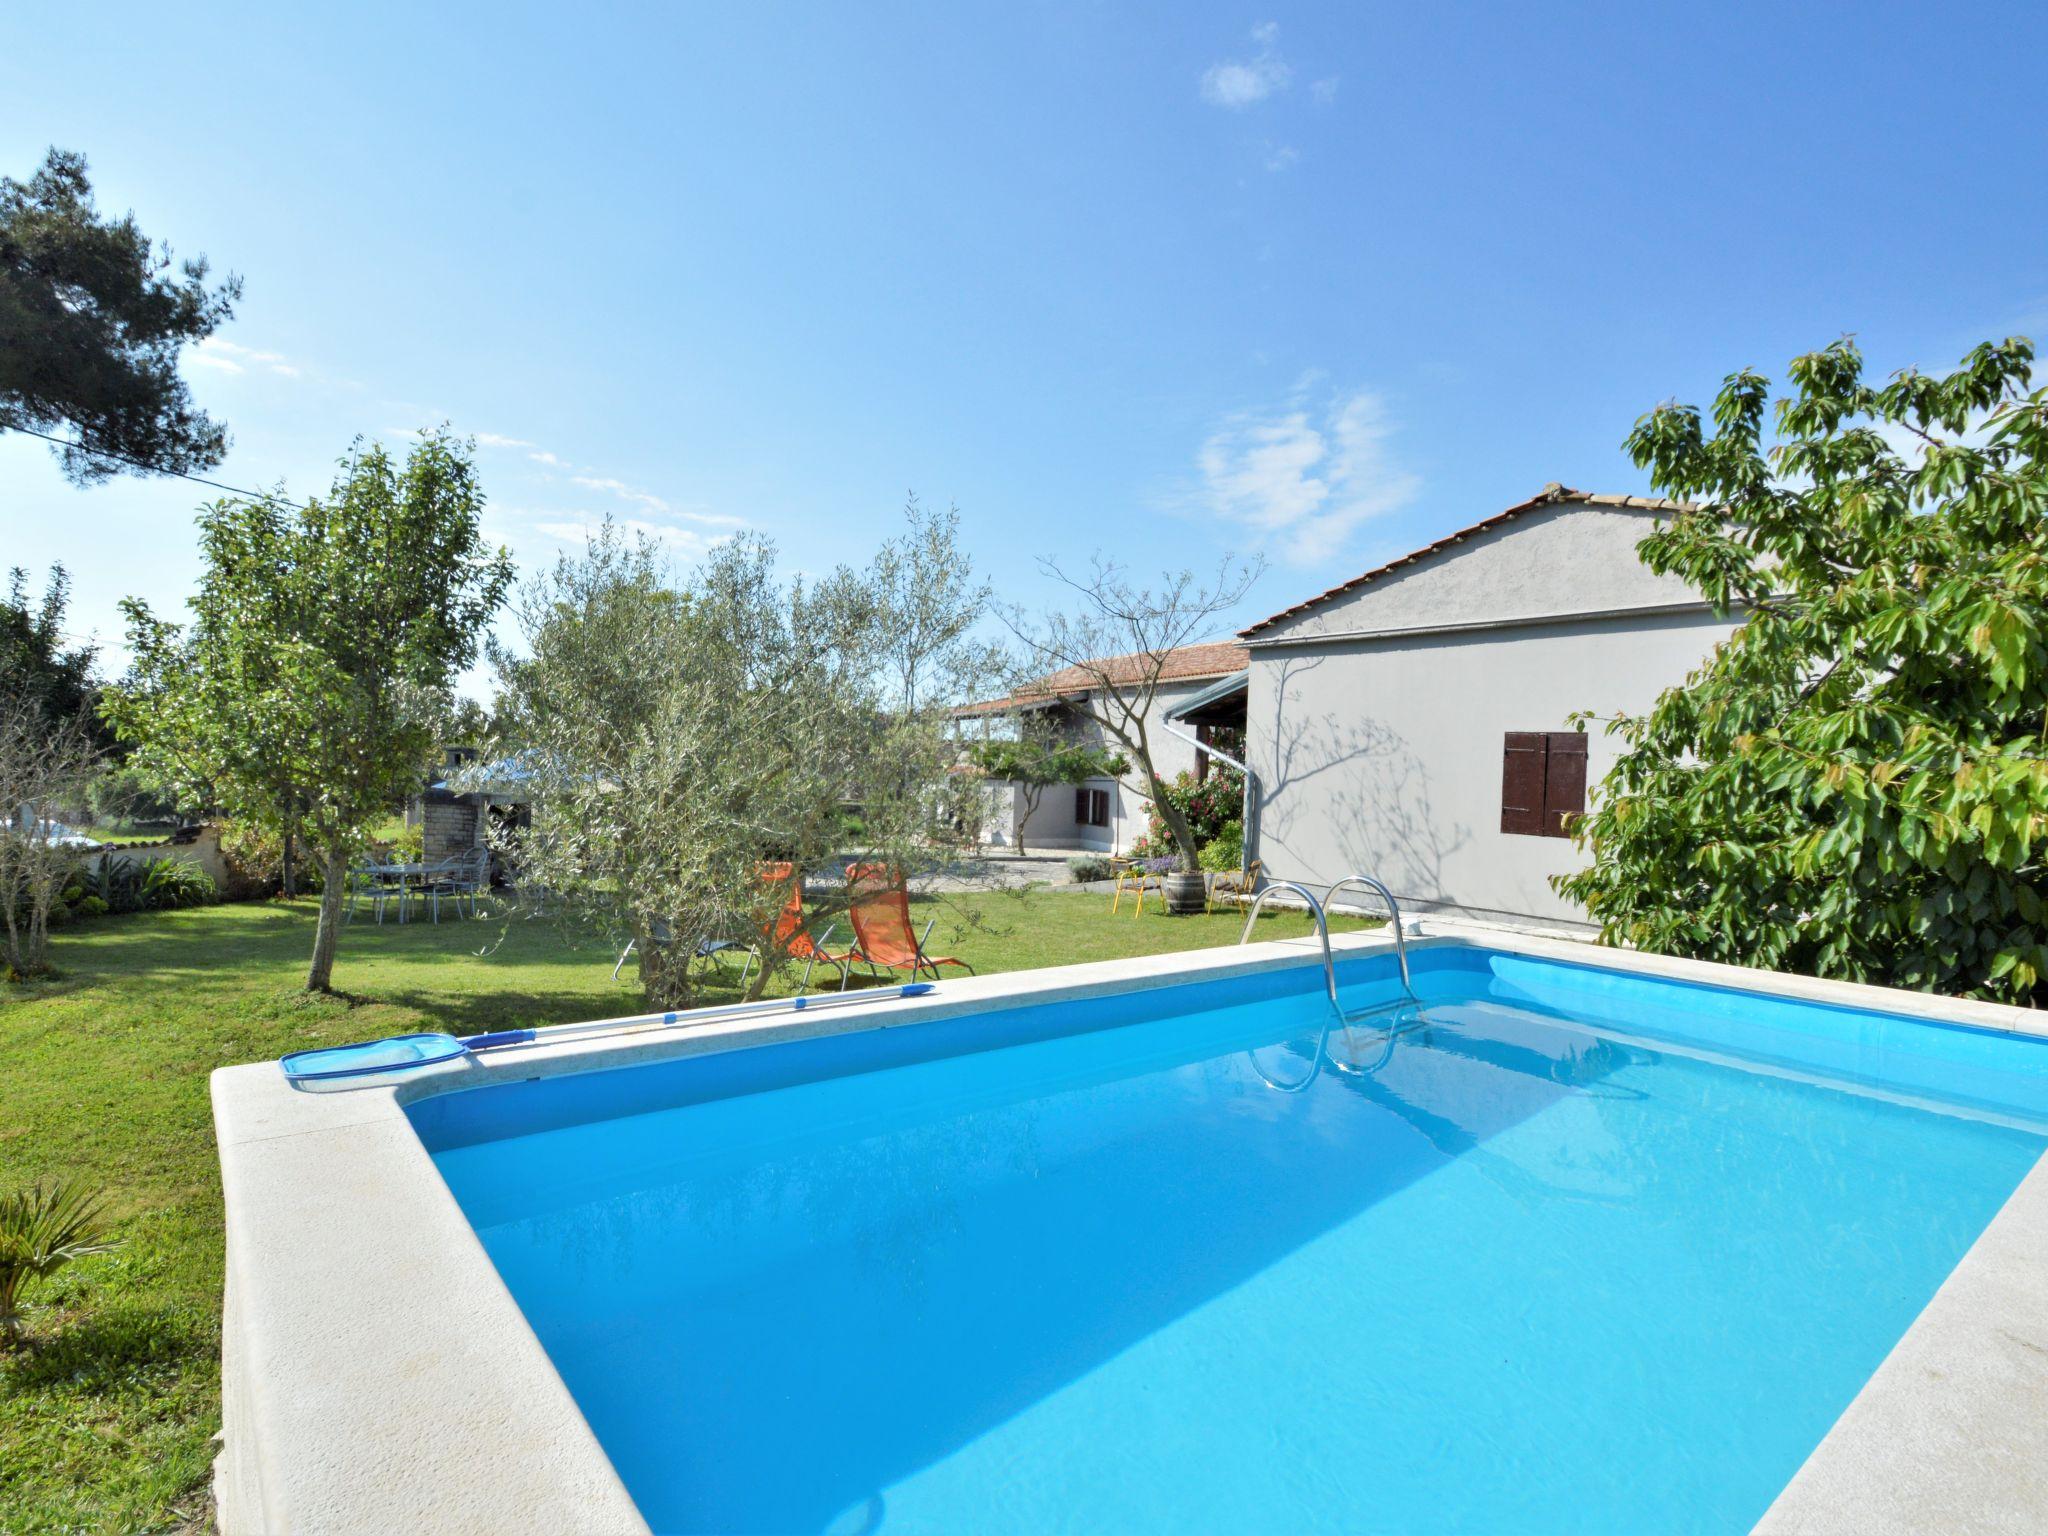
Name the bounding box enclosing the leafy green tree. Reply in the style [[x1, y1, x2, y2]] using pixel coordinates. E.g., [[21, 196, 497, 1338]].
[[1, 564, 106, 746], [0, 149, 238, 483], [437, 696, 494, 751], [86, 761, 190, 829], [967, 726, 1127, 856], [106, 432, 512, 991], [1559, 337, 2048, 1004]]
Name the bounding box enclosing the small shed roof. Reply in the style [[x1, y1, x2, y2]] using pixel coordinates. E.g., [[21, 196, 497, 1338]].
[[1166, 669, 1249, 728]]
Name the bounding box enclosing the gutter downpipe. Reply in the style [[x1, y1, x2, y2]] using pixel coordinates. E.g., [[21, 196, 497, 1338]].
[[1157, 718, 1257, 878]]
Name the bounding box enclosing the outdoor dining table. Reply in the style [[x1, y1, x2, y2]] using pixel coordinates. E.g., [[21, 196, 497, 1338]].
[[354, 860, 432, 922]]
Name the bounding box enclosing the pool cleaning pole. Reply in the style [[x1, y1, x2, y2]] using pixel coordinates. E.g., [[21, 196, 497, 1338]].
[[461, 981, 938, 1053]]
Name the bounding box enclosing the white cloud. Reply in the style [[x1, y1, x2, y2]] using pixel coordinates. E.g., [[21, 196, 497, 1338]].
[[191, 337, 299, 377], [570, 473, 668, 513], [527, 449, 566, 468], [1264, 144, 1299, 172], [1201, 22, 1292, 109], [534, 516, 725, 555], [568, 473, 743, 527], [472, 431, 534, 449], [1310, 77, 1340, 106], [1195, 387, 1421, 564]]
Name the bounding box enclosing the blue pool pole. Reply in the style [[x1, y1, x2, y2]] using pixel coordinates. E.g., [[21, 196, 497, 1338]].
[[459, 981, 939, 1054]]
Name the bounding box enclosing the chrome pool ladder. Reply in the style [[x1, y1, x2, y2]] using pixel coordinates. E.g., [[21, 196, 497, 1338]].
[[1323, 873, 1416, 1004], [1237, 872, 1425, 1089], [1239, 880, 1340, 1013]]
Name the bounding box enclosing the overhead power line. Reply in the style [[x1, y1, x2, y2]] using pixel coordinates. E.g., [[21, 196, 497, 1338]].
[[5, 424, 306, 508]]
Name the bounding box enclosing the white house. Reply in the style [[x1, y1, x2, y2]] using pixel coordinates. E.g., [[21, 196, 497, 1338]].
[[1233, 484, 1739, 928], [959, 643, 1248, 855]]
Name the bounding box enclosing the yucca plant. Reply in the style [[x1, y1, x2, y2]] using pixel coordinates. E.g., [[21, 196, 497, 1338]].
[[0, 1180, 118, 1344]]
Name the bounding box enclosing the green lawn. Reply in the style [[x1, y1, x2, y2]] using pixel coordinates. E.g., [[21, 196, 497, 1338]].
[[74, 821, 179, 847], [0, 886, 1367, 1535]]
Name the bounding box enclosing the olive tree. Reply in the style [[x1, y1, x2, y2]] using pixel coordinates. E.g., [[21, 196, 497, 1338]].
[[1559, 337, 2048, 1004], [493, 507, 995, 1007], [106, 431, 512, 991]]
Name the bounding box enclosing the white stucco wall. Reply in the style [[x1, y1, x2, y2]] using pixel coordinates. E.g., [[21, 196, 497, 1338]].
[[976, 677, 1227, 855], [1244, 500, 1739, 926]]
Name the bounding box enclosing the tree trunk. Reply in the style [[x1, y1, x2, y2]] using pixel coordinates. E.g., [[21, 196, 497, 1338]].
[[1147, 769, 1202, 872], [635, 928, 693, 1011], [305, 848, 349, 992], [2, 897, 23, 977], [1015, 784, 1041, 857]]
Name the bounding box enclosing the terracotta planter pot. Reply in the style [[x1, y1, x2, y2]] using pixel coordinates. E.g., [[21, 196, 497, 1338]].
[[1163, 870, 1207, 915]]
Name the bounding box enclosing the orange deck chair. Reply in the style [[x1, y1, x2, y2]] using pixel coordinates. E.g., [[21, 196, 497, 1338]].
[[759, 860, 855, 993], [842, 862, 976, 988]]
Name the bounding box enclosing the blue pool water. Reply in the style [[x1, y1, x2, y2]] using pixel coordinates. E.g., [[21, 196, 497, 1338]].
[[413, 948, 2048, 1535]]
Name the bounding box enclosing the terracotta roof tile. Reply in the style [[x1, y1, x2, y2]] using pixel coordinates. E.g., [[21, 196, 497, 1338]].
[[954, 641, 1249, 717]]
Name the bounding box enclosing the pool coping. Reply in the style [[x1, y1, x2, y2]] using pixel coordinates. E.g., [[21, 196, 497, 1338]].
[[212, 926, 2048, 1535]]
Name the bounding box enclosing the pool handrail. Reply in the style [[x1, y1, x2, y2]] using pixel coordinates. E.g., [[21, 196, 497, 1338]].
[[1238, 880, 1338, 1014], [1324, 873, 1414, 999]]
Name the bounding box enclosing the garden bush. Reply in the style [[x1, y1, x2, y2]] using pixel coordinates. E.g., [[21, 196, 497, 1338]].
[[1128, 767, 1246, 863], [137, 857, 215, 909], [61, 853, 218, 918], [1066, 854, 1117, 883], [1198, 821, 1244, 873], [218, 821, 327, 899]]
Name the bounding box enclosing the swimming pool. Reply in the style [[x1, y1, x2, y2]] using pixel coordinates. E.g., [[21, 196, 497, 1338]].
[[398, 944, 2048, 1535]]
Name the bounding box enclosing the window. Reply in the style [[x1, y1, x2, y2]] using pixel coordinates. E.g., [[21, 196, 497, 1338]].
[[1501, 732, 1587, 838], [1074, 786, 1110, 827]]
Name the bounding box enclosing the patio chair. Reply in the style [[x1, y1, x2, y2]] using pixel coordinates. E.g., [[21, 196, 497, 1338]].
[[419, 856, 472, 923], [1205, 858, 1263, 914], [757, 861, 856, 994], [346, 850, 408, 924], [609, 864, 853, 991], [841, 862, 975, 988], [611, 919, 752, 985], [442, 846, 491, 919], [1111, 859, 1167, 917]]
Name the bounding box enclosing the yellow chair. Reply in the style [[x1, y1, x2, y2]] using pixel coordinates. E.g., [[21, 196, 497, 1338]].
[[1205, 858, 1263, 914], [1111, 861, 1166, 916]]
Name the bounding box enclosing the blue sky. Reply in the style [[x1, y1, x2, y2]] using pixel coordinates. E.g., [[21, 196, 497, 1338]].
[[6, 2, 2045, 687]]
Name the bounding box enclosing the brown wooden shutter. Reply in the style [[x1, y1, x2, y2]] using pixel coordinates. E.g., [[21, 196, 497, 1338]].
[[1542, 732, 1587, 837], [1501, 733, 1546, 835], [1074, 786, 1089, 823]]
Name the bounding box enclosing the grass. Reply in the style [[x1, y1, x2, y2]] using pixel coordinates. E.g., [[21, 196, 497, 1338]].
[[73, 820, 178, 847], [0, 884, 1367, 1535]]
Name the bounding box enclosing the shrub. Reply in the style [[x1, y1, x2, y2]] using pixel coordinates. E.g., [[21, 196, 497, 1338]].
[[136, 857, 216, 910], [74, 894, 108, 918], [218, 821, 326, 899], [82, 853, 140, 914], [1198, 821, 1244, 873], [1135, 768, 1245, 856], [1, 1180, 118, 1344], [385, 822, 424, 863], [1066, 854, 1117, 883]]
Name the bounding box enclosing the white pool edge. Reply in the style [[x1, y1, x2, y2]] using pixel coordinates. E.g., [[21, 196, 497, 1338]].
[[212, 927, 2048, 1535]]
